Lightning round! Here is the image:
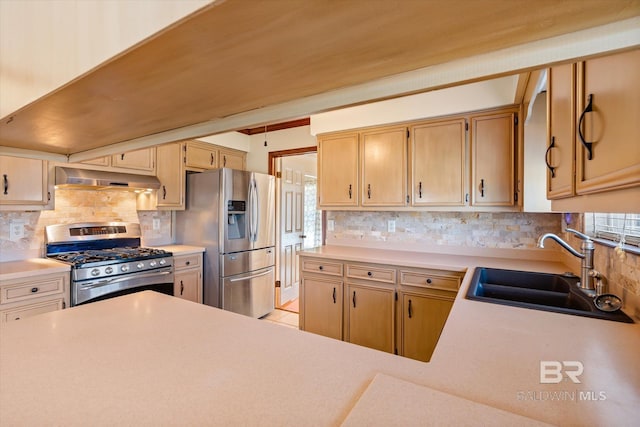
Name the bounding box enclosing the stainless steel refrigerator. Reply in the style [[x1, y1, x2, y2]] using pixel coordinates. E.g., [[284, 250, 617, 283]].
[[176, 168, 276, 318]]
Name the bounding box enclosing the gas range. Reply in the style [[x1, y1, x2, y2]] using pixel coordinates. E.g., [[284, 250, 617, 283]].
[[45, 222, 174, 306]]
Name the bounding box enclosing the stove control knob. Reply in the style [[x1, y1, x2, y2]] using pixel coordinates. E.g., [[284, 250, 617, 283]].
[[91, 268, 100, 277], [105, 267, 113, 275], [121, 265, 130, 272], [159, 259, 167, 265], [149, 260, 157, 267], [137, 262, 144, 269]]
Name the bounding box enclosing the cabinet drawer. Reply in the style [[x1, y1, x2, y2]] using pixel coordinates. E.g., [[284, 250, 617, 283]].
[[399, 270, 460, 292], [346, 264, 396, 284], [1, 276, 65, 304], [301, 259, 343, 276], [1, 298, 64, 322], [173, 254, 202, 270]]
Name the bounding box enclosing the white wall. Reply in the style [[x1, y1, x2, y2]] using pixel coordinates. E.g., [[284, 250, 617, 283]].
[[196, 132, 250, 152], [0, 0, 211, 118], [310, 76, 518, 134], [246, 126, 317, 173]]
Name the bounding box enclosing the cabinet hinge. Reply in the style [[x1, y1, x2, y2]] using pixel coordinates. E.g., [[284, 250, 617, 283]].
[[394, 348, 398, 355], [465, 122, 469, 131], [406, 129, 410, 139], [395, 291, 398, 301], [406, 195, 410, 204], [514, 192, 518, 202], [514, 116, 519, 125], [276, 171, 282, 178], [47, 191, 51, 202], [275, 280, 281, 288]]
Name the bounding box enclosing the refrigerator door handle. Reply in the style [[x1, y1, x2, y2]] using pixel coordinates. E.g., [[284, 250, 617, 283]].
[[252, 179, 259, 242], [247, 178, 253, 241], [228, 268, 272, 283]]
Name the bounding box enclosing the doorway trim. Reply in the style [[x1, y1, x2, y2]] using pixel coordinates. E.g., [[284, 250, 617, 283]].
[[269, 145, 320, 310]]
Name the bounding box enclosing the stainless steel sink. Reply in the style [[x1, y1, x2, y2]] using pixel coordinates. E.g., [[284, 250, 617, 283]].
[[466, 267, 633, 323]]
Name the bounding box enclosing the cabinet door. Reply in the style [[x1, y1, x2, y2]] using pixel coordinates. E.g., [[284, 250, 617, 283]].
[[318, 132, 359, 207], [576, 49, 640, 195], [174, 269, 202, 303], [470, 112, 516, 206], [0, 298, 65, 323], [361, 126, 407, 206], [401, 293, 453, 362], [301, 277, 343, 340], [156, 143, 185, 208], [219, 149, 246, 170], [0, 156, 47, 205], [546, 64, 576, 199], [111, 147, 155, 172], [346, 283, 394, 353], [410, 119, 466, 206], [185, 141, 218, 170]]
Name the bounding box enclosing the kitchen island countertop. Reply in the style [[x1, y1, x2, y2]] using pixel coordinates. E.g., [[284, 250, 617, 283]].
[[1, 246, 639, 425]]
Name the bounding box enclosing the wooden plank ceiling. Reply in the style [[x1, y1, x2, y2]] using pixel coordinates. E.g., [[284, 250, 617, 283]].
[[1, 0, 638, 155]]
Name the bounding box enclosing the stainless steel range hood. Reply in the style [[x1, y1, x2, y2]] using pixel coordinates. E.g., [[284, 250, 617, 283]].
[[55, 167, 161, 191]]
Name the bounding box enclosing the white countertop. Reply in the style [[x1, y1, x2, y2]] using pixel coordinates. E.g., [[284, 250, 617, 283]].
[[150, 244, 205, 256], [0, 258, 70, 281], [1, 246, 639, 425]]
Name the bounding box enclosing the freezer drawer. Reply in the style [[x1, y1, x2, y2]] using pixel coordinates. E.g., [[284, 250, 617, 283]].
[[222, 266, 274, 318], [220, 247, 275, 277]]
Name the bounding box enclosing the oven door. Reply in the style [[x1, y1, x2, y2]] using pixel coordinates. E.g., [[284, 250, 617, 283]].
[[72, 266, 174, 306]]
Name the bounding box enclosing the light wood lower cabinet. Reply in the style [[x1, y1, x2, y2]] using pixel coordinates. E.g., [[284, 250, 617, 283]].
[[399, 292, 454, 362], [346, 283, 395, 353], [173, 253, 203, 303], [301, 276, 343, 340], [300, 255, 461, 362], [0, 272, 69, 323]]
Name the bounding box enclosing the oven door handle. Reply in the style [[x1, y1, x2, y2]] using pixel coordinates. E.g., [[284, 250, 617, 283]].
[[228, 269, 272, 283], [79, 270, 173, 290]]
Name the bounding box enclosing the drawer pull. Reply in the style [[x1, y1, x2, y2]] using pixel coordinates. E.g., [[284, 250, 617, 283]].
[[31, 287, 39, 293], [318, 265, 324, 271], [426, 279, 432, 284], [367, 271, 373, 277]]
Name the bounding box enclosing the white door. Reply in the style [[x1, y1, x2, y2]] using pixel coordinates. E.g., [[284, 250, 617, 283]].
[[278, 162, 304, 306]]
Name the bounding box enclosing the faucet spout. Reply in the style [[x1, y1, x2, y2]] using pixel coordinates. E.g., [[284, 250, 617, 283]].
[[537, 230, 596, 294], [537, 233, 585, 259]]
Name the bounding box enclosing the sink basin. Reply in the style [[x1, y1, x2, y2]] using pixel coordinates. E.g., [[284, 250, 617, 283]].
[[466, 267, 633, 323]]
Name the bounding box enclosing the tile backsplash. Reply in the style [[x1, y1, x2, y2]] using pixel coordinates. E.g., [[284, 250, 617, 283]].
[[326, 211, 562, 249], [0, 189, 172, 261]]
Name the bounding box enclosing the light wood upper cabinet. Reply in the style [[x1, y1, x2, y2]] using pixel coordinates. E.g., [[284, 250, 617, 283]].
[[184, 141, 218, 170], [218, 148, 246, 170], [0, 156, 48, 206], [111, 147, 156, 172], [546, 63, 576, 199], [361, 126, 408, 207], [410, 118, 466, 206], [470, 112, 516, 207], [318, 132, 359, 207], [155, 143, 185, 209], [575, 49, 640, 195], [346, 283, 395, 354]]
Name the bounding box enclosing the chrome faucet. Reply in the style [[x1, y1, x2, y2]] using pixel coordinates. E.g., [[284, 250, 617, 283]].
[[537, 228, 596, 295]]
